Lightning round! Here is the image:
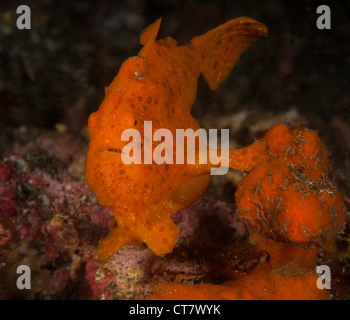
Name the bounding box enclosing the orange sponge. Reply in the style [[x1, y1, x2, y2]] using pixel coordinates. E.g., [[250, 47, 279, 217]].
[[236, 124, 345, 247]]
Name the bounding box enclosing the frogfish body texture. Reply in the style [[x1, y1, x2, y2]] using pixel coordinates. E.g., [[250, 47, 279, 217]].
[[86, 17, 268, 260]]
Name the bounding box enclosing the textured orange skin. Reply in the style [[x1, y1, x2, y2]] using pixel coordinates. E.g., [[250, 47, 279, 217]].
[[236, 124, 346, 247], [147, 124, 345, 300], [85, 18, 268, 260], [264, 124, 329, 181]]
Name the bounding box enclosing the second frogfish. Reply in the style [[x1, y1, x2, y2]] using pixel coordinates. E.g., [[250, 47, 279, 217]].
[[86, 17, 268, 260]]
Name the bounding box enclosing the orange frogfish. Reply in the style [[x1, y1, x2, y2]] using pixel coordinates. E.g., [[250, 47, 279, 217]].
[[86, 17, 268, 260]]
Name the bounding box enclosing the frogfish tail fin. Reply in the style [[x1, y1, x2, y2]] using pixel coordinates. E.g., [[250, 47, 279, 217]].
[[140, 18, 162, 45], [190, 17, 268, 90]]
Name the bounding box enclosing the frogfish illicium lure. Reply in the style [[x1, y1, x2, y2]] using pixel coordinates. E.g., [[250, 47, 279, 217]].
[[86, 17, 268, 260]]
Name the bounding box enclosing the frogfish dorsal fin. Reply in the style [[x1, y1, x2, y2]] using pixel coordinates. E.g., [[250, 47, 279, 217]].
[[140, 18, 162, 45], [191, 17, 268, 90]]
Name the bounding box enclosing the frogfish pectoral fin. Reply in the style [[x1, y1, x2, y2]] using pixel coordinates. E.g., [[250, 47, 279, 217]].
[[97, 225, 136, 261], [142, 216, 179, 256]]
